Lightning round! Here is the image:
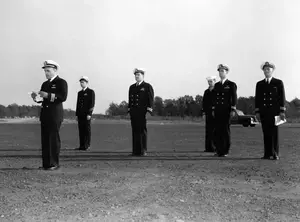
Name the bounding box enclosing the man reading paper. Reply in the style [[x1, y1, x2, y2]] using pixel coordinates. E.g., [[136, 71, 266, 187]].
[[31, 60, 68, 170], [255, 62, 286, 160]]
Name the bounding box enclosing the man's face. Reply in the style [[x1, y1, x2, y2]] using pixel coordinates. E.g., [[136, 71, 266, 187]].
[[80, 80, 88, 88], [43, 67, 56, 79], [218, 69, 228, 79], [263, 66, 273, 78], [135, 73, 144, 82], [208, 79, 215, 87]]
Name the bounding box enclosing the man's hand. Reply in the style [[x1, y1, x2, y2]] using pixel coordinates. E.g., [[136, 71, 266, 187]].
[[279, 112, 285, 121], [31, 91, 38, 99], [87, 115, 91, 120], [147, 107, 153, 114], [256, 113, 260, 121], [39, 91, 48, 98], [230, 111, 235, 118], [202, 114, 206, 121], [212, 111, 215, 117]]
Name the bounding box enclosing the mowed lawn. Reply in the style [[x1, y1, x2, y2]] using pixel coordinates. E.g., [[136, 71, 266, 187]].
[[0, 121, 300, 222]]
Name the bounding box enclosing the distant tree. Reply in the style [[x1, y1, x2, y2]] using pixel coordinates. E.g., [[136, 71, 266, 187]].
[[163, 99, 177, 116], [195, 94, 203, 105], [7, 103, 19, 117], [105, 102, 120, 116], [118, 101, 128, 116], [0, 105, 6, 118]]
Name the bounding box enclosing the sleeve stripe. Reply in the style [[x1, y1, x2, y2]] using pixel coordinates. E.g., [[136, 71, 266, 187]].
[[50, 93, 55, 102]]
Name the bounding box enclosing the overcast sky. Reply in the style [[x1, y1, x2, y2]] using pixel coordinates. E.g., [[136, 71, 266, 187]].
[[0, 0, 299, 114]]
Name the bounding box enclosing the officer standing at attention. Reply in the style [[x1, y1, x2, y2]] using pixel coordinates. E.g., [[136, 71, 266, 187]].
[[201, 76, 217, 153], [31, 60, 68, 170], [212, 64, 237, 157], [75, 76, 95, 151], [128, 68, 154, 156], [255, 62, 286, 160]]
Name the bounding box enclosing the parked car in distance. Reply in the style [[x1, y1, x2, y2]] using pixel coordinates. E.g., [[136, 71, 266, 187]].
[[230, 109, 260, 127]]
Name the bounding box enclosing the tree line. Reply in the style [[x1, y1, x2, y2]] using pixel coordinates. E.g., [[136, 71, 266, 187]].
[[0, 96, 299, 119], [0, 103, 76, 119], [105, 95, 300, 118]]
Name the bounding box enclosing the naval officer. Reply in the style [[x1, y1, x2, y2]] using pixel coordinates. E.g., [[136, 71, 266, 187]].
[[255, 62, 286, 160], [212, 64, 237, 157], [75, 76, 95, 151], [201, 76, 217, 152], [31, 60, 68, 170], [128, 68, 154, 156]]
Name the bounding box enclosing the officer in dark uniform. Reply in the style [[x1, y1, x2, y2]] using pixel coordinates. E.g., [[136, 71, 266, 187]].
[[128, 68, 154, 156], [255, 62, 286, 160], [201, 76, 217, 153], [212, 64, 237, 157], [75, 76, 95, 151], [31, 60, 68, 170]]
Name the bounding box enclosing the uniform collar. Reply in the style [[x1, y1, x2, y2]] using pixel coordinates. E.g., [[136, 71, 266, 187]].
[[50, 75, 58, 82], [221, 78, 227, 84], [265, 76, 272, 83], [136, 80, 144, 86], [82, 87, 88, 91]]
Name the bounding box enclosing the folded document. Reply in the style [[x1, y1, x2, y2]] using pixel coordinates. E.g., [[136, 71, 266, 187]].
[[274, 116, 287, 126]]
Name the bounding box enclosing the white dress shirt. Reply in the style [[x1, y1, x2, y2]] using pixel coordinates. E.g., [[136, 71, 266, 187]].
[[50, 75, 58, 82], [265, 77, 272, 84], [221, 78, 227, 84], [136, 80, 144, 86]]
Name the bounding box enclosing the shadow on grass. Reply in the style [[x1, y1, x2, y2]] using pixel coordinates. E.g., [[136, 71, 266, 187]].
[[0, 167, 40, 171], [0, 152, 261, 162]]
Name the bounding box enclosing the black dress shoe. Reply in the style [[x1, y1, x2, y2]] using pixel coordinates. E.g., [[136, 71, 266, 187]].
[[38, 166, 46, 170], [213, 153, 219, 157], [273, 155, 279, 160], [141, 152, 148, 156], [46, 165, 60, 171]]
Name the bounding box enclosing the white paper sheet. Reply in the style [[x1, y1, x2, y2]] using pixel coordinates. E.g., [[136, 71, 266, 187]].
[[274, 116, 287, 126], [28, 91, 43, 102]]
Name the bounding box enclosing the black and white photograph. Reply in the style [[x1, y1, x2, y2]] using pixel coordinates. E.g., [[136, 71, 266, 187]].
[[0, 0, 299, 221]]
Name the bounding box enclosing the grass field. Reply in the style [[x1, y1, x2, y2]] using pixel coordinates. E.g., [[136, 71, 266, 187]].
[[0, 120, 300, 222]]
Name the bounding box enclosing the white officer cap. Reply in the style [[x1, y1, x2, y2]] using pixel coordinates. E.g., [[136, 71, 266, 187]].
[[133, 68, 145, 75], [217, 64, 229, 72], [79, 76, 89, 82], [206, 76, 217, 81], [42, 60, 60, 69], [261, 61, 276, 70]]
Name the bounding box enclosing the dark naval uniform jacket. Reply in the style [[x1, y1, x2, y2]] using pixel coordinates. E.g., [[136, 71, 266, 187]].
[[128, 81, 154, 114], [40, 76, 68, 124], [201, 88, 216, 152], [212, 79, 237, 114], [201, 88, 216, 116], [212, 79, 237, 156], [255, 77, 286, 117], [38, 75, 68, 169], [76, 87, 95, 117], [128, 81, 154, 155], [255, 77, 286, 158]]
